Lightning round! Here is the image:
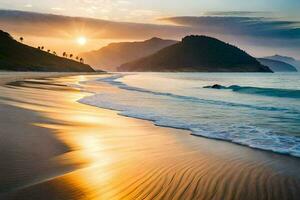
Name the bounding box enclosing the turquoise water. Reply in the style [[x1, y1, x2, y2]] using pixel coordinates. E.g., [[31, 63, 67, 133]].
[[79, 73, 300, 157]]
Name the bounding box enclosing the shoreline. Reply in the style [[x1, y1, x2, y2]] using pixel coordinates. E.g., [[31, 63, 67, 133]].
[[0, 73, 300, 199], [0, 71, 105, 85], [79, 73, 300, 159], [84, 103, 300, 159]]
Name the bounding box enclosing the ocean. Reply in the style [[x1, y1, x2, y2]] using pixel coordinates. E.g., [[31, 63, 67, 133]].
[[79, 73, 300, 157]]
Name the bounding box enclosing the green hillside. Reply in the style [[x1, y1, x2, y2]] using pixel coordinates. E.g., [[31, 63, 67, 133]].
[[119, 35, 272, 72], [0, 30, 94, 72]]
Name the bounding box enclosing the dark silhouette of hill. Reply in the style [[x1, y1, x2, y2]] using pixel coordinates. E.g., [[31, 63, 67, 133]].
[[80, 37, 178, 71], [119, 35, 272, 72], [0, 30, 94, 72], [264, 55, 300, 71], [257, 58, 297, 72], [265, 55, 296, 64]]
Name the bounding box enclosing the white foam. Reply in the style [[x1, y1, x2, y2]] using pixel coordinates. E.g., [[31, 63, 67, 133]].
[[78, 74, 300, 158]]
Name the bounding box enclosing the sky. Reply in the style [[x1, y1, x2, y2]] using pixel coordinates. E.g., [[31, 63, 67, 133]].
[[1, 0, 299, 21], [0, 0, 299, 58]]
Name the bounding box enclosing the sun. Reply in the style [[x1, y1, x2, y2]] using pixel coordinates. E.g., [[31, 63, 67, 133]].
[[77, 36, 87, 45]]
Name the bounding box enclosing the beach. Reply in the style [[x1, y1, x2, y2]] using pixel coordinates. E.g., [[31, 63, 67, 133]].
[[0, 73, 300, 200]]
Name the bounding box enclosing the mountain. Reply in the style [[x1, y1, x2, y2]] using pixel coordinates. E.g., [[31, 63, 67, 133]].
[[119, 35, 272, 72], [257, 58, 297, 72], [265, 55, 296, 64], [80, 37, 178, 71], [264, 55, 300, 71], [0, 30, 94, 72]]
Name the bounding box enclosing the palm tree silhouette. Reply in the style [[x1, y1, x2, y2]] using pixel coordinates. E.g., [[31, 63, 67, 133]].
[[41, 46, 44, 50], [19, 37, 23, 43], [37, 46, 41, 50], [63, 52, 66, 57], [76, 56, 79, 60], [70, 54, 73, 59], [47, 49, 50, 53], [80, 58, 84, 63]]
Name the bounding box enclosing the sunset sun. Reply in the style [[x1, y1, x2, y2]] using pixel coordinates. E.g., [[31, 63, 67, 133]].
[[77, 36, 87, 45]]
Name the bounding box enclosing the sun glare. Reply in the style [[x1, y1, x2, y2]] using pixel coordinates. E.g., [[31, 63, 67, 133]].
[[77, 36, 87, 45]]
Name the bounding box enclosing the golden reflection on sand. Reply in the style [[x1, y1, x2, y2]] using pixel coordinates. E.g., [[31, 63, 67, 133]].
[[1, 75, 300, 200]]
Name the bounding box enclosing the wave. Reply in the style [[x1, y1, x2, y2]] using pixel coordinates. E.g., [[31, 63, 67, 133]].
[[78, 74, 300, 158], [204, 84, 300, 99], [97, 75, 298, 114], [79, 92, 300, 158]]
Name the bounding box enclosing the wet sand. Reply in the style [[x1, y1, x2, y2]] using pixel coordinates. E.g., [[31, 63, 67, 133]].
[[0, 74, 300, 200], [0, 72, 91, 85]]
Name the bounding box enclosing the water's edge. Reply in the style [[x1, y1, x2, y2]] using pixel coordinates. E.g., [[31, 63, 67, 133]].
[[77, 74, 300, 158]]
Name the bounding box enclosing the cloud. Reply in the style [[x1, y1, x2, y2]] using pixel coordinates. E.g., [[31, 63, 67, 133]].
[[117, 0, 131, 5], [0, 9, 188, 39], [51, 7, 65, 11], [3, 9, 298, 42], [24, 4, 33, 8], [203, 11, 271, 17], [160, 16, 300, 48]]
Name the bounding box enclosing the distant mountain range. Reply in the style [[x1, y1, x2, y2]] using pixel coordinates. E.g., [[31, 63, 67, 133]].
[[257, 58, 297, 72], [0, 30, 94, 72], [263, 55, 300, 71], [119, 35, 272, 72], [80, 37, 177, 71]]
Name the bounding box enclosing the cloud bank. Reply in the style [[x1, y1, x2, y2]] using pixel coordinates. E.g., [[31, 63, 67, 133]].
[[161, 16, 300, 40], [0, 9, 188, 39]]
